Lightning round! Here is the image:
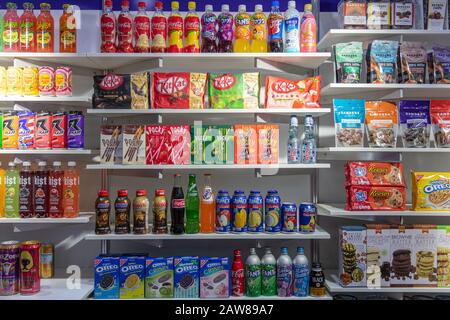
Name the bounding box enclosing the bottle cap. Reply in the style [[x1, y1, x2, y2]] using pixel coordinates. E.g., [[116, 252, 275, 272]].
[[304, 3, 313, 11], [234, 249, 241, 256], [121, 0, 129, 7], [155, 188, 165, 196], [238, 4, 246, 12], [23, 161, 31, 167], [136, 189, 147, 196], [272, 0, 280, 7], [265, 247, 272, 252], [188, 1, 196, 10], [104, 0, 112, 7], [23, 2, 34, 10], [305, 115, 314, 126], [98, 189, 109, 197], [155, 1, 163, 9], [118, 189, 128, 197], [218, 189, 229, 194], [38, 161, 47, 167], [281, 247, 288, 254], [255, 4, 263, 11], [249, 248, 257, 254], [171, 1, 179, 10], [221, 4, 229, 11], [297, 246, 305, 254], [290, 115, 298, 126], [138, 1, 146, 8], [288, 1, 296, 8], [205, 4, 213, 11], [174, 173, 181, 177], [7, 3, 17, 10], [8, 162, 15, 167], [267, 189, 278, 194], [234, 189, 245, 194], [40, 3, 51, 9], [250, 190, 261, 194], [68, 161, 76, 167], [53, 161, 61, 167]]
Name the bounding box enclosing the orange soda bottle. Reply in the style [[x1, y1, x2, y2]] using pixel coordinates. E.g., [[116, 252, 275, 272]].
[[234, 5, 251, 53], [63, 161, 79, 218], [200, 174, 215, 233], [250, 4, 268, 53], [37, 3, 54, 53], [184, 1, 200, 53], [59, 4, 77, 53], [0, 163, 5, 217], [20, 2, 37, 52], [168, 1, 183, 53]]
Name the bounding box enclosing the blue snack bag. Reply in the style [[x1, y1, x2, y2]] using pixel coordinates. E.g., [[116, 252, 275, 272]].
[[333, 99, 366, 147]]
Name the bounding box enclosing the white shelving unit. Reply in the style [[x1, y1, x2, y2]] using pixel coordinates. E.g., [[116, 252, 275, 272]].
[[0, 214, 92, 224], [0, 149, 93, 155], [94, 294, 333, 300], [0, 96, 91, 106], [317, 147, 450, 153], [317, 204, 450, 218], [86, 163, 331, 170]]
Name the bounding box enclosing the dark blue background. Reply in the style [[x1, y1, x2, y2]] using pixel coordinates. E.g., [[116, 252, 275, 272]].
[[2, 0, 338, 12]]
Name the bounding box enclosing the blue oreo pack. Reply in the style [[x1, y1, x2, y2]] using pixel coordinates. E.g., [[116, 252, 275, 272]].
[[174, 256, 199, 298], [94, 255, 120, 299]]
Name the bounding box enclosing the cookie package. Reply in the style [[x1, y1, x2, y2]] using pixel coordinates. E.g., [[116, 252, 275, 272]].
[[346, 185, 406, 211], [366, 224, 391, 288], [119, 255, 146, 299], [430, 100, 450, 147], [345, 161, 405, 186], [398, 42, 427, 84], [334, 42, 363, 84], [234, 124, 258, 164], [365, 101, 398, 148], [366, 0, 391, 29], [339, 226, 367, 287], [209, 73, 260, 109], [334, 99, 365, 147], [367, 40, 399, 84], [391, 0, 415, 29], [390, 225, 414, 287], [174, 256, 199, 298], [437, 226, 450, 287], [264, 75, 321, 108], [411, 225, 438, 287], [428, 46, 450, 84], [399, 100, 431, 148], [94, 255, 120, 299], [145, 257, 174, 298], [411, 171, 450, 211], [199, 257, 230, 298]]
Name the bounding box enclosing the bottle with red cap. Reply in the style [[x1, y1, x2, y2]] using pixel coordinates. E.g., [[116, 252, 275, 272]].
[[153, 188, 168, 234], [151, 1, 167, 53], [117, 0, 134, 53], [95, 189, 111, 234], [115, 189, 130, 234], [231, 249, 245, 296], [134, 1, 151, 52], [100, 0, 117, 53], [170, 174, 185, 234], [133, 189, 149, 234]]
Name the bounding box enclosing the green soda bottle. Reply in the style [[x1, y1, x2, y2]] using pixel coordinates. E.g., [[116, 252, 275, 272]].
[[5, 161, 19, 217], [245, 247, 262, 297], [185, 174, 199, 233], [261, 247, 277, 296]]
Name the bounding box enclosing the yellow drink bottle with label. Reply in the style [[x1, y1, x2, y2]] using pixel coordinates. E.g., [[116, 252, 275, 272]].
[[250, 4, 267, 53], [0, 164, 5, 217], [234, 5, 251, 53]]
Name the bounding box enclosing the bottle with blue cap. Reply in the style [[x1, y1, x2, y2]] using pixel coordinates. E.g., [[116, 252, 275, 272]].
[[268, 0, 283, 52], [276, 247, 293, 297], [293, 246, 310, 297]]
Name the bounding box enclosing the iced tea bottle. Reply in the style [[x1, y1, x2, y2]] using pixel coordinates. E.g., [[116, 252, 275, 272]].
[[200, 174, 215, 233], [36, 3, 54, 52], [100, 0, 116, 53], [0, 162, 5, 217], [134, 1, 151, 53], [34, 161, 49, 218], [185, 174, 199, 234], [19, 161, 34, 218], [49, 161, 64, 218], [59, 4, 77, 53], [3, 2, 20, 52], [20, 2, 37, 52], [168, 1, 183, 53], [63, 161, 79, 218], [4, 161, 19, 218], [184, 1, 200, 53]]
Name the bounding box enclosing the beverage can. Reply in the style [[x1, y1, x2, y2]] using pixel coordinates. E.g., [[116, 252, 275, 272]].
[[2, 111, 19, 149], [6, 66, 22, 96], [115, 189, 131, 234], [264, 190, 281, 233], [299, 202, 317, 233], [67, 111, 84, 149], [22, 67, 39, 96], [0, 241, 20, 295], [293, 247, 309, 297], [153, 189, 168, 234], [55, 67, 72, 96], [19, 241, 41, 295], [18, 111, 35, 149], [133, 189, 149, 234], [281, 202, 298, 233], [35, 111, 52, 149], [261, 248, 277, 296], [95, 189, 111, 234], [39, 243, 54, 279], [215, 189, 231, 233], [51, 111, 67, 149], [247, 190, 263, 233], [38, 66, 55, 96], [310, 262, 326, 297], [231, 190, 247, 233]]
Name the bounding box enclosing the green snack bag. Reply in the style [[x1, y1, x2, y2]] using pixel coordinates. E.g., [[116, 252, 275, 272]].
[[209, 73, 260, 109], [191, 124, 203, 165], [334, 42, 363, 84]]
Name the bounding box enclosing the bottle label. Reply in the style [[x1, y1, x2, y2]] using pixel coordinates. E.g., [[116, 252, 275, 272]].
[[251, 13, 266, 41], [284, 17, 299, 51], [20, 20, 35, 46], [293, 264, 309, 297], [277, 264, 293, 297], [218, 13, 233, 41], [151, 16, 167, 50], [168, 15, 183, 51], [118, 13, 133, 49], [37, 21, 52, 46], [171, 199, 185, 209], [3, 20, 19, 46], [184, 15, 200, 52], [201, 13, 217, 40], [245, 264, 261, 296], [261, 264, 277, 295], [231, 268, 244, 296], [235, 13, 251, 40], [135, 15, 150, 51], [268, 16, 283, 41], [101, 14, 116, 46]]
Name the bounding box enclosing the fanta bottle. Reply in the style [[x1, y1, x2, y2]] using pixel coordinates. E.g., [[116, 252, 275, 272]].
[[37, 3, 54, 53], [20, 2, 37, 52], [168, 1, 183, 53], [3, 2, 20, 52], [201, 4, 217, 53], [59, 4, 77, 53], [250, 4, 267, 53], [284, 1, 300, 53], [234, 5, 251, 53], [300, 4, 317, 52], [0, 163, 5, 217], [63, 161, 79, 218], [100, 0, 117, 53], [217, 4, 233, 53], [117, 0, 134, 53], [134, 1, 151, 53], [200, 174, 215, 233], [4, 161, 19, 218], [184, 1, 200, 53], [151, 1, 167, 53], [268, 0, 283, 52]]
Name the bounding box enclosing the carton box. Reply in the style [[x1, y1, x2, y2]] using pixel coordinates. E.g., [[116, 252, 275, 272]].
[[191, 124, 204, 165], [168, 125, 191, 165], [365, 224, 391, 288], [146, 125, 169, 164], [234, 124, 257, 164], [94, 255, 120, 299], [390, 225, 414, 287], [123, 125, 146, 164], [119, 256, 146, 299], [100, 125, 123, 164], [338, 226, 367, 287], [145, 257, 174, 298], [437, 226, 450, 287], [199, 257, 230, 298], [256, 124, 279, 164], [174, 256, 199, 298], [411, 224, 438, 287]]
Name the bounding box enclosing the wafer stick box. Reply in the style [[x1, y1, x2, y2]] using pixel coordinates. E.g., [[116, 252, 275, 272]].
[[234, 125, 257, 164], [390, 225, 414, 287], [100, 125, 123, 164], [338, 226, 367, 287], [191, 124, 204, 165], [366, 224, 391, 288], [257, 124, 279, 164], [146, 125, 170, 165], [437, 226, 450, 287], [411, 224, 438, 287], [174, 256, 199, 298], [123, 125, 145, 165]]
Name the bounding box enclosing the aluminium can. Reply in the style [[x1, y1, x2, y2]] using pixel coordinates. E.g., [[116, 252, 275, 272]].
[[247, 190, 263, 233], [215, 190, 231, 233], [299, 202, 317, 233], [19, 241, 41, 295], [281, 202, 298, 233], [231, 190, 247, 233], [264, 190, 281, 233], [0, 241, 20, 295]]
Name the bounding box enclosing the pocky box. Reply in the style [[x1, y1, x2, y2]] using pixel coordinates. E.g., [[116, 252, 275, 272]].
[[234, 125, 257, 164], [167, 125, 191, 165], [146, 125, 170, 165], [199, 257, 230, 298], [411, 225, 438, 287], [209, 73, 260, 109], [366, 224, 391, 288], [145, 257, 174, 298], [123, 125, 146, 165], [100, 125, 123, 164], [174, 256, 199, 298], [119, 255, 146, 299], [94, 255, 120, 299], [257, 124, 279, 164], [191, 124, 204, 165]]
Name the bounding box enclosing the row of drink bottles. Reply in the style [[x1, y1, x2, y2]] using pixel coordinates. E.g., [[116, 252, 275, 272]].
[[233, 247, 326, 297], [94, 173, 317, 235], [101, 0, 317, 53], [287, 115, 317, 164], [0, 161, 80, 219], [0, 2, 77, 53]]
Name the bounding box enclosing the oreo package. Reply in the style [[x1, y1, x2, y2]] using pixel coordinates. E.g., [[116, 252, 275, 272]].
[[145, 257, 174, 298], [119, 255, 145, 299], [174, 256, 199, 298], [94, 255, 120, 299], [200, 257, 230, 299]]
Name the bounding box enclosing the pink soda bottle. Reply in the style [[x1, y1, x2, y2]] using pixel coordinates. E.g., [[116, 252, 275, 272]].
[[100, 0, 117, 53], [117, 0, 134, 53], [151, 1, 167, 53], [201, 4, 217, 53], [3, 2, 20, 52], [20, 2, 37, 52], [184, 1, 200, 53], [134, 1, 151, 53], [217, 4, 234, 53]]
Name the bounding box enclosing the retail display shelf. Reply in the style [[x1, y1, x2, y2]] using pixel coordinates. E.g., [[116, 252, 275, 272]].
[[317, 204, 450, 218], [0, 279, 94, 300], [93, 294, 333, 301], [0, 149, 93, 155], [0, 96, 91, 105], [86, 163, 331, 170], [318, 29, 450, 50], [317, 147, 450, 153], [0, 213, 92, 224], [84, 226, 330, 240]]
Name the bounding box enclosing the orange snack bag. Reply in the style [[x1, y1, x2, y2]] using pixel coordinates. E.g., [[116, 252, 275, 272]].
[[365, 101, 398, 147], [257, 124, 279, 164], [234, 124, 257, 164]]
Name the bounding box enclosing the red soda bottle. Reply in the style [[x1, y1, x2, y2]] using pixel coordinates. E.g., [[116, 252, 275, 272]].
[[170, 173, 185, 234], [151, 1, 167, 53], [48, 161, 63, 218], [134, 1, 151, 53], [100, 0, 117, 53], [201, 5, 217, 53], [117, 0, 134, 53], [232, 249, 245, 296]]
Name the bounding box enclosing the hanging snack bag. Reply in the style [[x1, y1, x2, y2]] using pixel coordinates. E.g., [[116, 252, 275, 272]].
[[334, 99, 366, 147], [367, 0, 391, 29], [399, 100, 431, 148], [423, 0, 448, 30], [335, 42, 363, 83], [338, 0, 367, 29], [398, 42, 427, 84], [428, 46, 450, 84], [430, 100, 450, 147], [209, 73, 260, 109], [367, 40, 399, 84], [264, 76, 321, 108], [365, 101, 399, 148], [391, 0, 415, 29]]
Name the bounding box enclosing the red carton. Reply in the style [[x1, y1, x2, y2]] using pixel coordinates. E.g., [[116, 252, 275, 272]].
[[146, 125, 171, 164], [167, 125, 191, 165], [234, 125, 257, 164]]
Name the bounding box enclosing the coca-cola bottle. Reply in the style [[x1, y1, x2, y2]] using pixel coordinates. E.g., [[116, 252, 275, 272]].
[[117, 0, 133, 53], [170, 173, 185, 235], [151, 1, 166, 53], [100, 0, 116, 52], [134, 1, 150, 53], [232, 249, 245, 297]]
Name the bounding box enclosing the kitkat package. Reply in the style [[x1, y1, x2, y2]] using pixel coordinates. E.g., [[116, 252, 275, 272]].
[[365, 101, 398, 148], [399, 100, 431, 148], [430, 100, 450, 147], [264, 76, 321, 108], [146, 125, 191, 165], [209, 73, 260, 109]]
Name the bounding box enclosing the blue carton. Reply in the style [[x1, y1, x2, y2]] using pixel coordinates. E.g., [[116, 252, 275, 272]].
[[94, 255, 120, 299], [145, 257, 174, 298], [174, 256, 199, 298], [199, 257, 230, 298], [119, 255, 146, 299]]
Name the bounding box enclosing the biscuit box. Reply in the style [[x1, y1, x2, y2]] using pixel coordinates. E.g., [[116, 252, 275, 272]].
[[174, 256, 199, 298], [346, 185, 406, 211], [119, 255, 146, 299], [100, 125, 123, 164], [411, 171, 450, 211], [339, 226, 367, 287], [256, 124, 279, 164], [411, 224, 438, 287], [437, 226, 450, 287], [345, 162, 405, 186], [145, 257, 174, 298], [94, 255, 120, 299], [390, 225, 414, 287], [123, 125, 146, 165], [365, 224, 391, 288], [199, 257, 230, 299]]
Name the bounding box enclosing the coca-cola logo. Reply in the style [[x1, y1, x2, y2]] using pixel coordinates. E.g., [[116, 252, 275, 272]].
[[135, 21, 150, 29], [272, 80, 298, 93], [99, 74, 124, 90], [101, 19, 115, 30], [156, 76, 188, 95], [152, 21, 166, 30], [119, 21, 132, 30], [168, 21, 182, 30], [213, 74, 236, 90], [185, 21, 200, 29], [172, 199, 185, 208]]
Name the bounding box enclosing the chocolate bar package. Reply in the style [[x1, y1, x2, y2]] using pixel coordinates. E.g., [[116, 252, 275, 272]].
[[411, 225, 438, 287], [366, 224, 391, 288], [339, 226, 367, 287], [199, 257, 230, 298], [209, 73, 260, 109], [390, 225, 414, 287], [123, 125, 146, 164], [145, 257, 174, 298], [94, 255, 120, 299], [428, 46, 450, 84], [100, 125, 123, 164], [174, 256, 199, 298], [437, 226, 450, 287], [423, 0, 448, 30]]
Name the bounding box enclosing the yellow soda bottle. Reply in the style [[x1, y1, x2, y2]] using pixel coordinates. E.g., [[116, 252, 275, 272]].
[[184, 1, 200, 53], [234, 5, 251, 53], [250, 4, 267, 52], [168, 1, 183, 53], [0, 163, 5, 217]]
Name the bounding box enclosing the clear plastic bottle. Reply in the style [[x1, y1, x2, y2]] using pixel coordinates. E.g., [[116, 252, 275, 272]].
[[151, 1, 167, 53], [283, 0, 300, 53], [301, 115, 316, 164], [201, 4, 217, 53], [268, 0, 283, 52], [117, 0, 134, 53], [200, 174, 215, 232], [5, 161, 19, 218], [234, 5, 251, 53], [300, 3, 317, 52], [217, 4, 233, 53], [0, 162, 5, 216], [63, 161, 79, 218], [250, 4, 267, 53], [100, 0, 116, 53], [287, 115, 300, 164], [184, 1, 200, 53], [134, 1, 151, 52]]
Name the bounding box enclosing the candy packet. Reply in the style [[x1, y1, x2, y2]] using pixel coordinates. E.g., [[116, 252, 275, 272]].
[[428, 46, 450, 84], [430, 100, 450, 147], [365, 101, 398, 147], [399, 100, 431, 148], [334, 42, 363, 83], [264, 76, 321, 108], [367, 40, 399, 84], [209, 73, 260, 109], [398, 42, 427, 84], [333, 99, 366, 147]]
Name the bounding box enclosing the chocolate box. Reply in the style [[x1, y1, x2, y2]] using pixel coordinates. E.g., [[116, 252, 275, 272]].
[[94, 255, 120, 299], [411, 225, 438, 287], [145, 257, 174, 298], [366, 224, 391, 288], [390, 225, 414, 287], [119, 255, 146, 299], [437, 226, 450, 287], [123, 125, 146, 165], [339, 226, 367, 287], [199, 257, 230, 298], [174, 256, 199, 298], [100, 125, 123, 164]]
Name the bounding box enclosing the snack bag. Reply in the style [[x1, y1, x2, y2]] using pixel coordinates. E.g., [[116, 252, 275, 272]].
[[346, 185, 406, 211], [334, 99, 365, 147], [256, 124, 279, 164], [428, 46, 450, 84], [264, 76, 320, 108], [398, 42, 427, 84], [345, 161, 405, 186], [334, 42, 363, 83], [399, 100, 431, 148], [234, 124, 257, 164], [209, 73, 260, 109], [367, 40, 399, 84], [430, 100, 450, 147], [411, 171, 450, 211], [365, 101, 398, 148]]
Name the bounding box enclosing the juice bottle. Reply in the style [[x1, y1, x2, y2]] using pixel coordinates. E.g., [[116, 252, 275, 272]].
[[201, 4, 217, 53], [60, 4, 77, 53], [100, 0, 117, 53], [3, 2, 20, 52], [284, 1, 300, 53], [34, 161, 49, 218], [250, 4, 268, 53], [184, 1, 200, 53], [37, 3, 54, 53], [200, 174, 215, 233], [300, 4, 317, 53], [20, 2, 37, 52], [19, 161, 34, 218], [234, 5, 251, 53], [117, 0, 134, 53], [134, 1, 151, 53], [0, 163, 5, 217], [168, 1, 183, 53], [4, 161, 19, 218], [0, 6, 3, 51], [185, 174, 199, 234], [63, 161, 79, 218], [217, 4, 233, 53], [151, 1, 167, 53], [49, 161, 63, 218], [268, 0, 283, 52]]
